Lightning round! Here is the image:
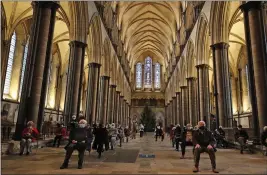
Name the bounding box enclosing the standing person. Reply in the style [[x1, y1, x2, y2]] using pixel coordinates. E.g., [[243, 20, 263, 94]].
[[124, 126, 130, 142], [174, 124, 182, 151], [139, 124, 144, 137], [261, 126, 267, 156], [234, 125, 249, 154], [86, 124, 93, 154], [118, 125, 124, 147], [109, 123, 118, 150], [132, 123, 137, 139], [170, 125, 176, 147], [19, 121, 39, 155], [60, 119, 88, 169], [180, 124, 193, 159], [193, 121, 218, 173], [68, 115, 78, 131], [94, 124, 108, 158], [53, 123, 65, 148], [155, 125, 163, 141]]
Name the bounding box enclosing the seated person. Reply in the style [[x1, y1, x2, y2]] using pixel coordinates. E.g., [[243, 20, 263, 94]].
[[60, 119, 88, 169], [20, 121, 39, 155], [234, 125, 249, 154], [193, 121, 218, 173]]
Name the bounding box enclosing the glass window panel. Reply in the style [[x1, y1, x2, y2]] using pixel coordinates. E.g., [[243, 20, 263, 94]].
[[4, 32, 16, 94], [136, 62, 142, 88], [19, 40, 29, 100], [144, 57, 152, 88], [154, 63, 161, 89]]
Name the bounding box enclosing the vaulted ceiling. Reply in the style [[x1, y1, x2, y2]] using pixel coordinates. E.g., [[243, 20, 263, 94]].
[[117, 2, 183, 69]]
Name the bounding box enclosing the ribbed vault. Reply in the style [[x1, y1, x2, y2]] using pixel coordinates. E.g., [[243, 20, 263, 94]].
[[117, 2, 182, 70]]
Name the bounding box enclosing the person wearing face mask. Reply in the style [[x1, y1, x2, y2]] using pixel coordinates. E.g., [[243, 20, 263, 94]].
[[19, 121, 39, 155], [68, 115, 78, 131], [234, 125, 249, 154], [193, 121, 218, 173], [60, 119, 88, 169]]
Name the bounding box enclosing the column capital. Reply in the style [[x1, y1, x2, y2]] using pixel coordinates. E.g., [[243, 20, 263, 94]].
[[110, 85, 117, 88], [186, 77, 197, 81], [69, 40, 87, 48], [88, 62, 101, 68], [116, 91, 120, 93], [124, 99, 127, 102], [196, 64, 210, 69], [210, 42, 229, 50], [172, 96, 176, 99], [176, 92, 181, 95], [32, 1, 60, 10], [120, 95, 124, 98], [100, 76, 110, 80], [180, 86, 187, 89], [240, 1, 262, 12]]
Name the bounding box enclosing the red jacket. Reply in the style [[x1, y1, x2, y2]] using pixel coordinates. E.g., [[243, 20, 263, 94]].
[[22, 127, 39, 142], [61, 127, 68, 139]]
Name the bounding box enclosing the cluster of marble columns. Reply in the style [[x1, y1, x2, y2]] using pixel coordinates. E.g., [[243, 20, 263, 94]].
[[12, 1, 131, 140], [165, 2, 267, 136]]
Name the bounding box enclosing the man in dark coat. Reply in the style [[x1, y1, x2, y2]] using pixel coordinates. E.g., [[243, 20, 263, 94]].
[[60, 119, 87, 169], [193, 121, 218, 173], [174, 124, 182, 151], [94, 123, 108, 158], [234, 124, 249, 154], [180, 124, 193, 159]]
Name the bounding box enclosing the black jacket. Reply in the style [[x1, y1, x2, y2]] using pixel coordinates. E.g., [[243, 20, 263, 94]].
[[174, 127, 182, 138], [261, 131, 267, 147], [218, 128, 225, 137], [94, 127, 108, 144], [234, 129, 249, 141], [193, 128, 215, 147]]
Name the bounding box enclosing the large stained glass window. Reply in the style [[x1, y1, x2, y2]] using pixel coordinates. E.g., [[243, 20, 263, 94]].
[[19, 39, 29, 100], [144, 57, 152, 88], [154, 63, 161, 89], [136, 62, 142, 88], [4, 32, 16, 95]]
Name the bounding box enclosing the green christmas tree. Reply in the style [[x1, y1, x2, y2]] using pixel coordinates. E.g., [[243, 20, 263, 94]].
[[140, 105, 156, 132]]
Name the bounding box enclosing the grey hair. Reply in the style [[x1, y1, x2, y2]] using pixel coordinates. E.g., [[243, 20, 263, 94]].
[[198, 121, 206, 126], [264, 126, 267, 131]]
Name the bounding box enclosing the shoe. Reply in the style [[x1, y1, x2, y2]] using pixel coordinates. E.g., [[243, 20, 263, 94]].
[[180, 156, 185, 159], [78, 165, 82, 169], [19, 152, 23, 156], [26, 152, 30, 155], [193, 167, 199, 173], [240, 150, 243, 154], [60, 164, 68, 169], [212, 168, 219, 173]]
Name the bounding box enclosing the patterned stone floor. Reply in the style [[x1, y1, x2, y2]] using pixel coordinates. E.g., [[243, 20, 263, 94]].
[[2, 133, 267, 174]]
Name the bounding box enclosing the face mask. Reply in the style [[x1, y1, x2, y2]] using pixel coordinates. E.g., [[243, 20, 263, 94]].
[[79, 124, 86, 128], [28, 126, 33, 129], [199, 126, 204, 130], [72, 117, 76, 120]]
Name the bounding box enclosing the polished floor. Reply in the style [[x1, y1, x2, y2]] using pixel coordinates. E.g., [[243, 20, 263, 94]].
[[1, 133, 267, 174]]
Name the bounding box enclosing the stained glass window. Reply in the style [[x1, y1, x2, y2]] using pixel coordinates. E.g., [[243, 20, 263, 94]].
[[19, 39, 29, 100], [155, 63, 161, 89], [136, 62, 142, 88], [4, 32, 16, 95], [144, 57, 152, 88]]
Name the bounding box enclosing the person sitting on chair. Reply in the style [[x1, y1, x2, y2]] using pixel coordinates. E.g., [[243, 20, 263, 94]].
[[193, 121, 218, 173], [20, 121, 39, 156], [234, 124, 249, 154], [60, 119, 88, 169], [261, 126, 267, 156]]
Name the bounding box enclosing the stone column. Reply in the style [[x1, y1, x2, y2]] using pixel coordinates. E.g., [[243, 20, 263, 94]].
[[97, 76, 110, 125], [120, 96, 124, 125], [176, 92, 182, 126], [169, 100, 173, 125], [85, 63, 101, 125], [211, 42, 233, 128], [196, 64, 210, 127], [116, 92, 121, 125], [180, 86, 188, 126], [172, 97, 177, 125], [113, 91, 118, 124], [241, 2, 267, 135], [165, 105, 168, 127], [63, 41, 87, 126], [107, 85, 116, 124], [124, 99, 127, 126], [14, 2, 59, 139], [187, 77, 197, 126]]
